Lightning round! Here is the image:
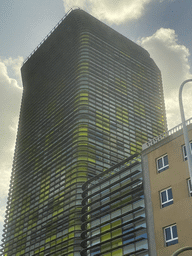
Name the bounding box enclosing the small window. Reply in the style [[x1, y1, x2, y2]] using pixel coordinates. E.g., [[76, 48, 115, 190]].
[[157, 154, 169, 173], [164, 224, 178, 246], [160, 188, 173, 208], [182, 142, 192, 161], [187, 179, 192, 196]]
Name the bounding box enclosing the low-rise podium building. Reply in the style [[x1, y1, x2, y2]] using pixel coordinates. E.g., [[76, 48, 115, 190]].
[[142, 118, 192, 256]]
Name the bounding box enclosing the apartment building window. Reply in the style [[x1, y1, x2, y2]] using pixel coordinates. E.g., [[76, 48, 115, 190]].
[[164, 224, 178, 246], [182, 142, 192, 161], [157, 154, 169, 173], [187, 179, 192, 196], [160, 188, 173, 208]]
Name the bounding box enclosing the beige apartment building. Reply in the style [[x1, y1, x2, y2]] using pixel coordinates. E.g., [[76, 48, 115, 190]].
[[142, 118, 192, 256]]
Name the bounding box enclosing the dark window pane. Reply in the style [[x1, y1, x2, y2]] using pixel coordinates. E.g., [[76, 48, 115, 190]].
[[167, 188, 173, 200], [158, 158, 163, 169], [164, 155, 168, 166], [189, 180, 192, 191], [161, 191, 167, 203], [183, 146, 187, 159], [163, 200, 173, 207], [172, 226, 178, 238], [165, 227, 171, 240], [167, 239, 178, 246]]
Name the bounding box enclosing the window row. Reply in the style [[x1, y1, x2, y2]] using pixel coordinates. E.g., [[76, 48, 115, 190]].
[[160, 180, 192, 209], [156, 141, 192, 173]]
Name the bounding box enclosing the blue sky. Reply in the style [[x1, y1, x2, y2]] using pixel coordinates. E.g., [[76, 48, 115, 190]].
[[1, 0, 192, 242]]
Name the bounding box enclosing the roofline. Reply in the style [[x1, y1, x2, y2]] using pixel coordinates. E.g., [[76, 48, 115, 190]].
[[22, 7, 80, 66], [142, 116, 192, 151]]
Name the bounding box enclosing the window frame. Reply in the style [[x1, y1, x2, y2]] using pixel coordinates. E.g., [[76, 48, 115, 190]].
[[156, 154, 169, 173], [182, 141, 192, 161], [160, 187, 173, 208], [164, 224, 178, 247], [187, 179, 192, 196]]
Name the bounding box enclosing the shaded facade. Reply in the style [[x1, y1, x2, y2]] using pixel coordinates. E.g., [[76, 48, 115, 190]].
[[142, 118, 192, 256], [81, 154, 149, 256], [2, 8, 167, 256]]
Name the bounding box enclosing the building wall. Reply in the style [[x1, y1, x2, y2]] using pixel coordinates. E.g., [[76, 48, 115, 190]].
[[142, 124, 192, 256]]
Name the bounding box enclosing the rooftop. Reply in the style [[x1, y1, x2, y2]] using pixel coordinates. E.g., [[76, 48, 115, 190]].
[[22, 8, 154, 69]]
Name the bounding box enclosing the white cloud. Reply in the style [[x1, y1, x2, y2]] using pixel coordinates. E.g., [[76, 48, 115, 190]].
[[63, 0, 174, 24], [0, 207, 6, 223], [0, 205, 6, 240], [0, 62, 17, 88], [138, 28, 192, 129], [0, 57, 23, 231], [63, 0, 151, 24], [1, 56, 23, 89], [0, 164, 12, 199]]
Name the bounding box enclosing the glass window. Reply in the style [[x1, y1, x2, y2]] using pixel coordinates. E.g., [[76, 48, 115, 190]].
[[157, 154, 169, 173], [160, 188, 173, 208], [164, 224, 178, 246], [187, 179, 192, 196], [182, 142, 192, 161]]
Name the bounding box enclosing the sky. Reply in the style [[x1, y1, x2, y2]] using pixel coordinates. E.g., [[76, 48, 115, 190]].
[[1, 0, 192, 243]]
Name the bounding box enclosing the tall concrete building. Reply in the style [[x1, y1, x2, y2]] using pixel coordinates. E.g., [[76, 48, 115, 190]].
[[142, 118, 192, 256], [2, 8, 167, 256]]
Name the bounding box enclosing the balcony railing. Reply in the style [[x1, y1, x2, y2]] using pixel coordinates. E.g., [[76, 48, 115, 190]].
[[142, 117, 192, 150]]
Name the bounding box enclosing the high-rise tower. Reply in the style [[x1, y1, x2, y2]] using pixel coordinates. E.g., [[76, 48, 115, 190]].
[[2, 8, 167, 256]]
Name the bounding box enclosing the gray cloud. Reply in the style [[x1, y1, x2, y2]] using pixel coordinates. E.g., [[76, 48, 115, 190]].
[[138, 28, 192, 129]]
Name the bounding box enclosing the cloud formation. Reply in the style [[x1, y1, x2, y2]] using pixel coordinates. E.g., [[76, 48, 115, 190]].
[[0, 56, 23, 236], [63, 0, 151, 24], [2, 56, 24, 89], [139, 28, 192, 129]]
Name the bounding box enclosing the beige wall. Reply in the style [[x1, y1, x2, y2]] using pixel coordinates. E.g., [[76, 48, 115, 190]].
[[145, 128, 192, 256]]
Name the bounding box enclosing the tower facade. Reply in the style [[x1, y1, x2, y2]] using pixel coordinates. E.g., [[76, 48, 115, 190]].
[[2, 9, 167, 256]]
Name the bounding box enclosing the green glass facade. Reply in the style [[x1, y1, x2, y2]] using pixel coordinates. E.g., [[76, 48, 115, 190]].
[[1, 9, 167, 256], [81, 154, 148, 256]]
